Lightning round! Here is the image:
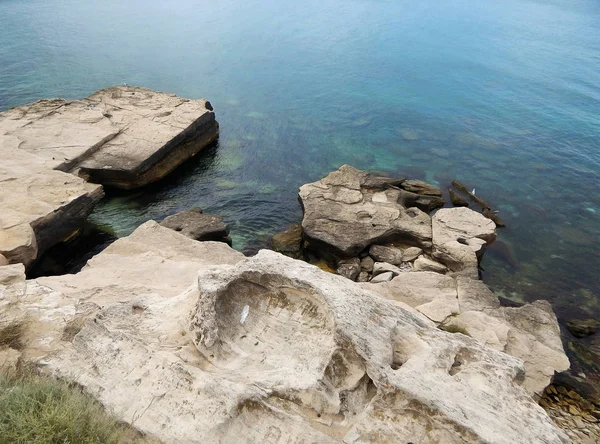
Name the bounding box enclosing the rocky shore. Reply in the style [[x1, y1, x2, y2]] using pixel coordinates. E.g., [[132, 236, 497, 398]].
[[0, 86, 218, 268], [2, 157, 596, 442]]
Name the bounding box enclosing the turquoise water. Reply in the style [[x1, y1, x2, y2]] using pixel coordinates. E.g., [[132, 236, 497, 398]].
[[1, 0, 599, 325]]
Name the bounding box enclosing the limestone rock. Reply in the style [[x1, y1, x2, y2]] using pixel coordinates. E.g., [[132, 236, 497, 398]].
[[160, 208, 231, 245], [413, 256, 448, 273], [359, 255, 374, 272], [270, 223, 303, 259], [369, 271, 394, 283], [0, 86, 219, 189], [0, 254, 8, 266], [448, 189, 469, 207], [367, 273, 570, 396], [34, 251, 566, 443], [336, 258, 361, 281], [566, 319, 599, 338], [398, 180, 445, 212], [0, 153, 103, 268], [299, 165, 432, 257], [432, 207, 496, 277], [369, 244, 403, 265], [402, 246, 423, 261], [372, 262, 403, 277]]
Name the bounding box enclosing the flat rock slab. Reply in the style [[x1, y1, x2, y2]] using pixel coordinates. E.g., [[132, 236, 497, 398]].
[[0, 149, 103, 268], [0, 86, 219, 189], [160, 208, 231, 245]]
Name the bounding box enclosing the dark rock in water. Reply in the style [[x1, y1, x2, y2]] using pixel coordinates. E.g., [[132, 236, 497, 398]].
[[452, 180, 492, 209], [483, 208, 506, 228], [448, 189, 469, 207], [397, 189, 445, 213], [486, 240, 519, 269], [160, 208, 231, 245], [401, 180, 442, 197], [271, 223, 303, 260], [336, 257, 361, 281], [566, 319, 599, 338]]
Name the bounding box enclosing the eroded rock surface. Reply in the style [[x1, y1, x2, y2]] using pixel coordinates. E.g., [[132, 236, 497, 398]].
[[367, 274, 570, 396], [0, 86, 218, 189], [25, 251, 566, 443], [299, 165, 433, 257], [0, 150, 103, 268]]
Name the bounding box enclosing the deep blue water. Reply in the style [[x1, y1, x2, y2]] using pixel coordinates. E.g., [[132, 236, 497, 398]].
[[1, 0, 599, 324]]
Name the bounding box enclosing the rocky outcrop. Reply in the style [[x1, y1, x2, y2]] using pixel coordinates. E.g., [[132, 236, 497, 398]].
[[0, 150, 103, 268], [0, 86, 219, 268], [367, 274, 570, 396], [0, 86, 219, 189], [299, 165, 432, 257], [0, 219, 573, 442], [160, 208, 232, 245], [432, 207, 496, 278]]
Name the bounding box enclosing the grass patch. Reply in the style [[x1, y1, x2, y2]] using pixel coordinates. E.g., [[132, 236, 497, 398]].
[[439, 324, 471, 336], [0, 368, 146, 444]]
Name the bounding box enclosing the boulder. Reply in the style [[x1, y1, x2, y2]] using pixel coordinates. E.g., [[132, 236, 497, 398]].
[[160, 208, 231, 245], [402, 246, 423, 261], [299, 165, 432, 257], [336, 258, 361, 281], [413, 256, 448, 273], [0, 254, 8, 266], [359, 255, 374, 272], [397, 180, 445, 212], [369, 244, 404, 265], [0, 86, 219, 189], [432, 207, 496, 278], [566, 319, 599, 338], [36, 251, 566, 443], [270, 223, 303, 259], [370, 271, 394, 283], [372, 262, 403, 277]]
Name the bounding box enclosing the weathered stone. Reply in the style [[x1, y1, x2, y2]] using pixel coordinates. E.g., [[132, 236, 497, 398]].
[[336, 258, 361, 281], [566, 318, 599, 338], [372, 262, 402, 277], [0, 86, 219, 189], [357, 271, 370, 282], [28, 251, 566, 443], [367, 273, 570, 396], [400, 179, 442, 197], [0, 254, 8, 266], [448, 189, 469, 207], [413, 256, 448, 273], [369, 244, 404, 265], [432, 207, 496, 277], [402, 246, 423, 261], [369, 271, 394, 283], [360, 255, 375, 272], [0, 154, 104, 268], [160, 208, 231, 245], [299, 165, 432, 257], [270, 223, 303, 259]]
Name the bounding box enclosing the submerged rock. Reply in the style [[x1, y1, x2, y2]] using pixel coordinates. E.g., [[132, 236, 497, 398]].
[[566, 319, 599, 338], [160, 208, 231, 245], [448, 188, 469, 207], [270, 223, 303, 259]]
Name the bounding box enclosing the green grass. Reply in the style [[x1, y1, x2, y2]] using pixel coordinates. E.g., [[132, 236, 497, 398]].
[[0, 368, 141, 444]]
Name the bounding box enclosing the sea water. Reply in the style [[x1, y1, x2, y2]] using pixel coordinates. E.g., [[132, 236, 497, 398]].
[[1, 0, 599, 324]]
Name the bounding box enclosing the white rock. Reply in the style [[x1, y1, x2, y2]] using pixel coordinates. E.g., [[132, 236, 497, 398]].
[[372, 262, 402, 277], [37, 251, 566, 443]]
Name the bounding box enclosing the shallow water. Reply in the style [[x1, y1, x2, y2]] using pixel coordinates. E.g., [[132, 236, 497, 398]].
[[1, 0, 599, 323]]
